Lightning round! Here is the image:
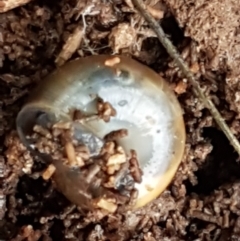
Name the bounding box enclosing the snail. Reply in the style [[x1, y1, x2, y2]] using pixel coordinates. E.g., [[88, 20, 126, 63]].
[[16, 55, 185, 211]]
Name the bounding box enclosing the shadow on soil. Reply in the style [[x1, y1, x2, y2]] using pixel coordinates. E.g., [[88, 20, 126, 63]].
[[187, 127, 240, 195]]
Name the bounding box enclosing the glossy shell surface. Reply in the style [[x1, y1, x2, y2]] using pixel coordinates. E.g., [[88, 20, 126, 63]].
[[16, 55, 186, 209]]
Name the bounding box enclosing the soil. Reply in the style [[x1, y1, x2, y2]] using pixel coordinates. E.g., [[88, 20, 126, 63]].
[[0, 0, 240, 240]]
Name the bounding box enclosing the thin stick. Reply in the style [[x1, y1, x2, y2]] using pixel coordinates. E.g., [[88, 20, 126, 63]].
[[132, 0, 240, 156]]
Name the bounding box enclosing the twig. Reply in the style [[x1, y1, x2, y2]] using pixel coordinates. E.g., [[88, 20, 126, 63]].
[[132, 0, 240, 156]]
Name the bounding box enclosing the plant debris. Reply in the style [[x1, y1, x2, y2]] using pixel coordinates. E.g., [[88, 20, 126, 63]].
[[0, 0, 32, 13], [26, 111, 142, 214], [1, 0, 240, 240]]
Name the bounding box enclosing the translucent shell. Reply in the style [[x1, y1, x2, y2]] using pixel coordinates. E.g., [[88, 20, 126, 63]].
[[16, 55, 186, 210]]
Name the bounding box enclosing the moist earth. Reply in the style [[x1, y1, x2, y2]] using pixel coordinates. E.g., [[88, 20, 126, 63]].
[[0, 0, 240, 240]]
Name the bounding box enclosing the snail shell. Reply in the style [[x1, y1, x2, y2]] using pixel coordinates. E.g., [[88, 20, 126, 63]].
[[16, 55, 185, 210]]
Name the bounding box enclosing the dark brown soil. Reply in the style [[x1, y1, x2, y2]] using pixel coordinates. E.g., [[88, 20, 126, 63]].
[[0, 0, 240, 240]]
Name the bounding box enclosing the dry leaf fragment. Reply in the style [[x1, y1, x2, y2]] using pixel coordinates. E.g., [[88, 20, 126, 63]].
[[55, 26, 83, 66], [147, 6, 164, 19], [109, 23, 136, 53], [0, 0, 32, 13]]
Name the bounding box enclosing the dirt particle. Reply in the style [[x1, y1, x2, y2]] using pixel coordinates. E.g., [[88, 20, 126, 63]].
[[104, 56, 121, 66], [42, 164, 56, 180]]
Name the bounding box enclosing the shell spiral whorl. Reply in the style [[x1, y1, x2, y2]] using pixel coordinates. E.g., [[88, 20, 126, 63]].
[[16, 55, 186, 210]]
